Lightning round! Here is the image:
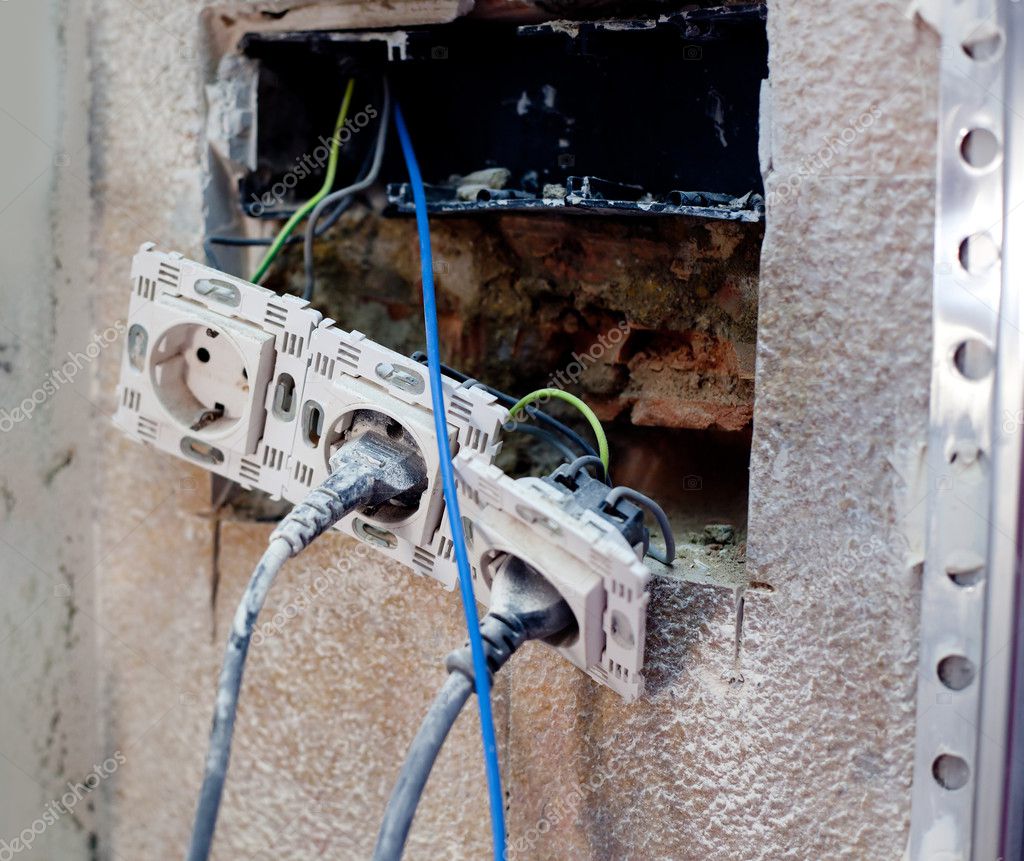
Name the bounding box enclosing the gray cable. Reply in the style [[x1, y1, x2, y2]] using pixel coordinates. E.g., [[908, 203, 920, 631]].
[[605, 486, 676, 564], [567, 454, 607, 483], [302, 78, 391, 301], [374, 558, 573, 861], [373, 673, 473, 860], [187, 423, 427, 861]]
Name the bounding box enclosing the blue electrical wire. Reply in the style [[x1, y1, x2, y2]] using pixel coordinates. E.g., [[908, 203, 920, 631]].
[[393, 102, 506, 861]]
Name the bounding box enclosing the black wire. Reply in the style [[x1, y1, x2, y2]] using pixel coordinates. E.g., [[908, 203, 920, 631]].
[[206, 195, 354, 249], [409, 352, 599, 461], [203, 197, 354, 274], [372, 673, 473, 861], [510, 422, 577, 463]]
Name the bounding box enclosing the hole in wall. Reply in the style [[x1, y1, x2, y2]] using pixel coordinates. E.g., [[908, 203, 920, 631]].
[[203, 5, 766, 554]]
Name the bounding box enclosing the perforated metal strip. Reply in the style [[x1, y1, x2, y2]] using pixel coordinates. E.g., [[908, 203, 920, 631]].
[[908, 1, 1021, 857]]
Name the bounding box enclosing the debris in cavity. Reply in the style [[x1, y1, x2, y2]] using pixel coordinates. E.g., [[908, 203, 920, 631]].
[[543, 183, 567, 200], [703, 523, 736, 545], [454, 167, 511, 201]]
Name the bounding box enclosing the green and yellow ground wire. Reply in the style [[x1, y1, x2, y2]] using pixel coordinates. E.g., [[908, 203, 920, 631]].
[[508, 388, 609, 470], [250, 78, 356, 283]]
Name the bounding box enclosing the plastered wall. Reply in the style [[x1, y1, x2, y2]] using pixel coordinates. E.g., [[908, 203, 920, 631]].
[[0, 0, 939, 858]]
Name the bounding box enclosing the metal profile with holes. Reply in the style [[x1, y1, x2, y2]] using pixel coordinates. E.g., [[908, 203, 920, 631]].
[[907, 0, 1023, 857]]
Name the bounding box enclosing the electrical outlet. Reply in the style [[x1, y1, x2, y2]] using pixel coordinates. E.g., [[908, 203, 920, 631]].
[[453, 451, 651, 702], [114, 244, 507, 586], [114, 245, 651, 700]]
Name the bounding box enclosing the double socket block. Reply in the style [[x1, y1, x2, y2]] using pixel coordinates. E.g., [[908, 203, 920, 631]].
[[113, 244, 650, 700]]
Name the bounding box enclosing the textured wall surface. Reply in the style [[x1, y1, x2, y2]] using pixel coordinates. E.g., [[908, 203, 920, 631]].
[[0, 1, 99, 858], [0, 0, 939, 858]]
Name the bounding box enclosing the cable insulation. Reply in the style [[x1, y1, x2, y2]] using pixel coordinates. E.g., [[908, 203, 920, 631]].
[[509, 388, 609, 470], [250, 79, 355, 283], [606, 485, 676, 564], [186, 538, 290, 861], [302, 79, 391, 301], [393, 101, 506, 861], [372, 673, 473, 860]]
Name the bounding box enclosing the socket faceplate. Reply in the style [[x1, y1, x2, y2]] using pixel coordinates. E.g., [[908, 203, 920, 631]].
[[114, 244, 507, 586], [453, 451, 651, 701], [114, 245, 651, 699]]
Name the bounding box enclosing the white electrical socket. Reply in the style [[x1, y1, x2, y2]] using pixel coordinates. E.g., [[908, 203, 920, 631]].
[[114, 244, 506, 586], [113, 244, 651, 700], [452, 451, 651, 701]]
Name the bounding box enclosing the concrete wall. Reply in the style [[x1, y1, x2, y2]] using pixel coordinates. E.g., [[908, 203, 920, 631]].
[[0, 0, 938, 858], [0, 1, 98, 858]]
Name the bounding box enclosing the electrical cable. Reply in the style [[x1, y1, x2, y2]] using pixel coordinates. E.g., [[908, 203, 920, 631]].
[[207, 195, 353, 249], [186, 421, 427, 861], [566, 454, 608, 483], [392, 101, 506, 861], [373, 557, 574, 861], [204, 108, 379, 279], [511, 421, 577, 463], [604, 485, 676, 565], [250, 78, 356, 284], [510, 387, 610, 471], [408, 352, 599, 461], [203, 197, 354, 275], [301, 78, 391, 301]]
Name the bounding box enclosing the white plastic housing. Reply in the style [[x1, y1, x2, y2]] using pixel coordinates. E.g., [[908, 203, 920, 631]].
[[113, 244, 651, 700], [113, 244, 507, 586], [452, 451, 651, 701]]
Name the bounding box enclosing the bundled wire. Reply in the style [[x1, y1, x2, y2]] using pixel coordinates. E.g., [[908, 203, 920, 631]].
[[250, 78, 356, 283], [510, 387, 609, 470], [393, 101, 507, 861], [301, 78, 391, 301], [203, 196, 353, 273], [408, 352, 599, 462]]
